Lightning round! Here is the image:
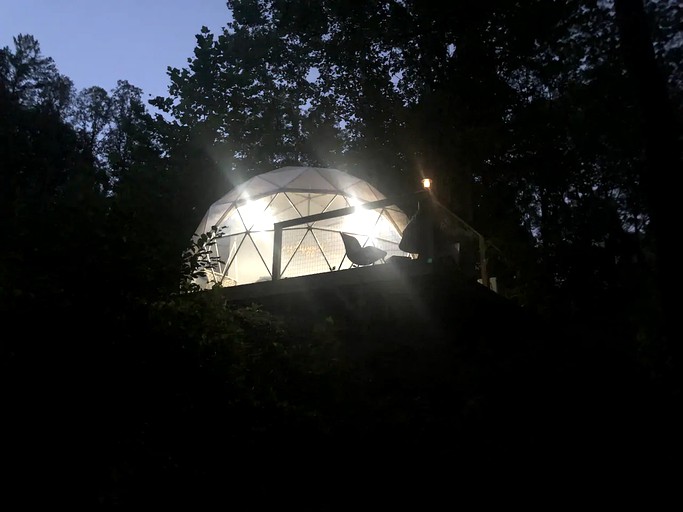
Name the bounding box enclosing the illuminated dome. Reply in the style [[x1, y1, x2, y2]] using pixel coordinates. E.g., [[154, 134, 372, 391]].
[[194, 166, 411, 287]]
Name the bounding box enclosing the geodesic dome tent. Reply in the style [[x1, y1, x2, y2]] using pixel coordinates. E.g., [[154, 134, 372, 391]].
[[193, 166, 411, 288]]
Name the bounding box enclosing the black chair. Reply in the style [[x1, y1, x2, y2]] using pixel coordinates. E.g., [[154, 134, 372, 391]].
[[340, 232, 387, 267]]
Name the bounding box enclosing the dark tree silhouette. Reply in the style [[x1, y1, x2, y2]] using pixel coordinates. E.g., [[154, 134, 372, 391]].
[[615, 0, 682, 375], [2, 1, 682, 504]]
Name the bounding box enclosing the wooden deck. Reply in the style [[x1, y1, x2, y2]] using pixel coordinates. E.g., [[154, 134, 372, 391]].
[[216, 257, 435, 302], [214, 256, 507, 319]]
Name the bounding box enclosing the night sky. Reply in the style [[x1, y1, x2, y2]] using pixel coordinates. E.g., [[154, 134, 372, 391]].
[[0, 0, 231, 101]]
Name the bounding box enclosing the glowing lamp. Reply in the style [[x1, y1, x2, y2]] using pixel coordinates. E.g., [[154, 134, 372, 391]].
[[422, 178, 432, 189]]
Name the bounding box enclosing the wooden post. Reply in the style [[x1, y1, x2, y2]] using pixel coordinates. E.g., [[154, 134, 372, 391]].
[[272, 225, 283, 280], [425, 198, 435, 263], [478, 234, 489, 289]]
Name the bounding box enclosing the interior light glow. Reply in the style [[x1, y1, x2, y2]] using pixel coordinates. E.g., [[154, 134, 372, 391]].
[[345, 196, 379, 242], [240, 199, 274, 232]]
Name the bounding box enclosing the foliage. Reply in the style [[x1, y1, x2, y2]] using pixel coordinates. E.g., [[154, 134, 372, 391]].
[[0, 36, 207, 302], [0, 34, 73, 115], [179, 225, 225, 293]]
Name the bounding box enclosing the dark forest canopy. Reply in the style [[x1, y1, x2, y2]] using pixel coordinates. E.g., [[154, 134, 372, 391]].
[[1, 1, 682, 505], [151, 0, 681, 312], [4, 1, 679, 313], [2, 0, 681, 356]]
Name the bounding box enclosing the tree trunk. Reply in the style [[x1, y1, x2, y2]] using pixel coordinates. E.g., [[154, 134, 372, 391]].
[[614, 0, 682, 379]]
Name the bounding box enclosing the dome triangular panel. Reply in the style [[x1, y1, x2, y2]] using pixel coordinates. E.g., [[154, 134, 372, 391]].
[[225, 234, 271, 284], [281, 230, 330, 278], [214, 182, 248, 206], [205, 204, 234, 231], [345, 180, 380, 202], [259, 167, 305, 188], [286, 169, 336, 191], [241, 176, 279, 199], [322, 169, 362, 192]]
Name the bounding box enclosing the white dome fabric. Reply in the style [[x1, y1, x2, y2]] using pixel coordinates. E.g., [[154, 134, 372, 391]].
[[194, 166, 410, 288]]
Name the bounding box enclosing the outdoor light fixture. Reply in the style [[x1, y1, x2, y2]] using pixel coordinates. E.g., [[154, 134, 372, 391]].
[[422, 178, 432, 189]]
